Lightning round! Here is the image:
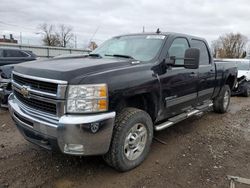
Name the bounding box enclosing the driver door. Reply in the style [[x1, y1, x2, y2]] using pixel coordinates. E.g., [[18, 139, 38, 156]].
[[160, 37, 199, 119]]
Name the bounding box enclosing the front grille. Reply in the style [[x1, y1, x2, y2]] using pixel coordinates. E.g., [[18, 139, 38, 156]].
[[13, 74, 58, 94], [14, 90, 57, 115]]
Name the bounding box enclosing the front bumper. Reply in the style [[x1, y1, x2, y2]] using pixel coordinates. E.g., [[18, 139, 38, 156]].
[[8, 93, 116, 156]]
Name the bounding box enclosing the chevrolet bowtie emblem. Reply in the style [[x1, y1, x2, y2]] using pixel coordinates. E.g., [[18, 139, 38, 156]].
[[20, 86, 30, 98]]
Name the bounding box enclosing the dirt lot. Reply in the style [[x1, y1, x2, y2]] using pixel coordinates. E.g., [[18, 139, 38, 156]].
[[1, 97, 250, 188]]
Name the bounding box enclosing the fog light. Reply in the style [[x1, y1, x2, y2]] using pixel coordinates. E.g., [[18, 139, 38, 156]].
[[90, 122, 100, 133], [64, 144, 84, 153]]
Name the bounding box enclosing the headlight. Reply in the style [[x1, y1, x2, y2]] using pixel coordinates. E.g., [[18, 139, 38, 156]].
[[66, 84, 108, 113]]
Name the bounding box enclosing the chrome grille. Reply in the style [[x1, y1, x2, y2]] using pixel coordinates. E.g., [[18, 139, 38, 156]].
[[12, 71, 67, 117], [14, 90, 57, 115], [13, 74, 58, 94]]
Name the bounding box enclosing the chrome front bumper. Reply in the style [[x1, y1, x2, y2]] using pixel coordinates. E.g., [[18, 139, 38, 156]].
[[8, 94, 116, 156]]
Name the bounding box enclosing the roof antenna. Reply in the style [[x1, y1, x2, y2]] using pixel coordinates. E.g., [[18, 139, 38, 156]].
[[156, 28, 161, 34]]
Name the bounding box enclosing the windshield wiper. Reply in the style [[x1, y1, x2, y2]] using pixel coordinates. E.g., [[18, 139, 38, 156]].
[[89, 53, 102, 58], [105, 54, 135, 59]]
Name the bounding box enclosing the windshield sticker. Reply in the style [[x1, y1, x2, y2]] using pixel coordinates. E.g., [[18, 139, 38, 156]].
[[146, 35, 165, 40]]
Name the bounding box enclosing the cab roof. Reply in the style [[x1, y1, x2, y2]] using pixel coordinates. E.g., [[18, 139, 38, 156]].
[[114, 32, 206, 42]]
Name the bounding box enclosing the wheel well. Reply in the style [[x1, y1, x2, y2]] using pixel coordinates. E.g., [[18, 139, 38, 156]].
[[226, 75, 236, 90], [114, 93, 158, 121]]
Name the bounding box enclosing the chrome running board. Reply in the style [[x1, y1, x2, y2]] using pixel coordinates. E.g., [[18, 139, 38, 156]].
[[155, 102, 213, 131]]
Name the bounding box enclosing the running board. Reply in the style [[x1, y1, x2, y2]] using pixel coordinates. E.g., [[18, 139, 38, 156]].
[[155, 102, 213, 131], [155, 121, 174, 131]]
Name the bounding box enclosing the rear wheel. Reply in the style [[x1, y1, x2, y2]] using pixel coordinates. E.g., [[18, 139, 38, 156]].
[[213, 85, 231, 113], [103, 108, 153, 172]]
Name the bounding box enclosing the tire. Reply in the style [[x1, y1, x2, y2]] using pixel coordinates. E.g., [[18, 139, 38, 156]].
[[103, 107, 153, 172], [213, 85, 231, 113]]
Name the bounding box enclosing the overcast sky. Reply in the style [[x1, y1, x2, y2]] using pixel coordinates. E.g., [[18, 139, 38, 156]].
[[1, 0, 250, 48]]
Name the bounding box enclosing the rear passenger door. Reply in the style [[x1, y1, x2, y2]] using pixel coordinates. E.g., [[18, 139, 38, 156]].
[[191, 39, 216, 103]]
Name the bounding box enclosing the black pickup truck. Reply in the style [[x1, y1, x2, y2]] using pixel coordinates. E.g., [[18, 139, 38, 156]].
[[8, 32, 237, 172]]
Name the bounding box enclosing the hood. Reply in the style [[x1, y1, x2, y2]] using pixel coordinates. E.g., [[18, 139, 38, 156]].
[[14, 56, 134, 83]]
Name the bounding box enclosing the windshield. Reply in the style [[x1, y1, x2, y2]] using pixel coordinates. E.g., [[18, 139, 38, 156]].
[[237, 62, 250, 70], [92, 35, 166, 62]]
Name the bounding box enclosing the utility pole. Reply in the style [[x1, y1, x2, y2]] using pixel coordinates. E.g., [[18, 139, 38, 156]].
[[143, 26, 145, 33]]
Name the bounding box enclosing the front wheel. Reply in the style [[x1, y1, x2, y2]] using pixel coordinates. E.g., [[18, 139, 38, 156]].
[[103, 108, 153, 172], [213, 85, 231, 113]]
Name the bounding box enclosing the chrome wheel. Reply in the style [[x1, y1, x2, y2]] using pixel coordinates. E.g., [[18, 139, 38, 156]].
[[124, 123, 148, 161], [223, 90, 230, 109]]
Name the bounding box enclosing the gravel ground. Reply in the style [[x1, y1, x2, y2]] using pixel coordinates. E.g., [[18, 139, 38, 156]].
[[1, 97, 250, 188]]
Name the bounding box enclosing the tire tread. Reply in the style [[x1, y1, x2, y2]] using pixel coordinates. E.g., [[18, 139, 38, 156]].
[[103, 107, 152, 171], [213, 85, 231, 113]]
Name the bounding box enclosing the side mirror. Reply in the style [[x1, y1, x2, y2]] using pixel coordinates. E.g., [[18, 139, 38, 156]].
[[165, 56, 176, 66], [184, 48, 200, 69]]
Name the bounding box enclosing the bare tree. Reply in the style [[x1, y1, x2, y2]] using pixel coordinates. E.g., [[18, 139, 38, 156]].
[[211, 40, 221, 58], [212, 33, 248, 58], [38, 23, 60, 46], [38, 23, 74, 47], [57, 24, 74, 47]]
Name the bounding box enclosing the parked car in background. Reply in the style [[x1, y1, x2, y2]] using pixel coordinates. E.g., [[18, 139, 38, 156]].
[[216, 59, 250, 97], [0, 65, 13, 107], [0, 48, 37, 107], [0, 48, 37, 66], [237, 60, 250, 81], [234, 59, 250, 96]]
